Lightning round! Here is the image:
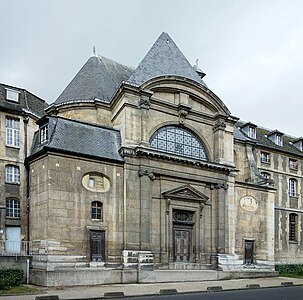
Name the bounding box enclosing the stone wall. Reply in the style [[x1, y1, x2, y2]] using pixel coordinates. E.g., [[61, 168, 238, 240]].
[[29, 153, 124, 263]]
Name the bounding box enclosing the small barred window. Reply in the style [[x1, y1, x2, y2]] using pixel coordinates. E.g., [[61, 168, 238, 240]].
[[289, 213, 297, 242]]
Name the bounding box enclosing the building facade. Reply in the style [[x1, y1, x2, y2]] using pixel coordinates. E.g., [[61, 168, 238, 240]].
[[0, 83, 46, 256], [1, 33, 302, 286]]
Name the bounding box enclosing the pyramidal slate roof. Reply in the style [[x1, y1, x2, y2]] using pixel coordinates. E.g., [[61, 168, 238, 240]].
[[54, 55, 134, 106], [52, 32, 207, 108], [30, 117, 124, 162], [127, 32, 207, 87]]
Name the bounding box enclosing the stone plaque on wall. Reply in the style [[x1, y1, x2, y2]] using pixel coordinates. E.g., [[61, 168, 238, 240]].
[[240, 196, 258, 212]]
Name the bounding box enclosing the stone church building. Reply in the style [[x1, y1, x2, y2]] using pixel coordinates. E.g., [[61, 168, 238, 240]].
[[2, 32, 302, 286]]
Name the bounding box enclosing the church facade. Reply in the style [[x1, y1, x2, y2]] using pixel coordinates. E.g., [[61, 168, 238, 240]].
[[2, 33, 302, 286]]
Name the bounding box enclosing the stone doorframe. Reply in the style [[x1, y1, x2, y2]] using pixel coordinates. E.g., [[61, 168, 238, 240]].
[[162, 185, 209, 265]]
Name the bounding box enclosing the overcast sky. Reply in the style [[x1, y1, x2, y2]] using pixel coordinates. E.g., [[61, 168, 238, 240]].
[[1, 0, 303, 136]]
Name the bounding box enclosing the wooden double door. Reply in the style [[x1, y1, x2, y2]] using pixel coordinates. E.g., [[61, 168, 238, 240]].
[[173, 225, 192, 262], [90, 230, 105, 262]]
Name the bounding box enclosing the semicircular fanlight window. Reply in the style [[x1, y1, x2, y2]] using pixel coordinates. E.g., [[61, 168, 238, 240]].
[[150, 126, 208, 160]]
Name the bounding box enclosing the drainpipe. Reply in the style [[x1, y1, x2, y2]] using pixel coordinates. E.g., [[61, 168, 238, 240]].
[[23, 113, 30, 255]]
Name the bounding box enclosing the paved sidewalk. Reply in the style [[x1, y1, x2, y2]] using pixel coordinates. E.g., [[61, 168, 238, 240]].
[[1, 277, 303, 300]]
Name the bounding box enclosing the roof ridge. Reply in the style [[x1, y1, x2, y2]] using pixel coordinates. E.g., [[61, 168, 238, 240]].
[[50, 115, 121, 132], [95, 55, 135, 70], [53, 55, 134, 106], [127, 32, 207, 87], [238, 119, 299, 139]]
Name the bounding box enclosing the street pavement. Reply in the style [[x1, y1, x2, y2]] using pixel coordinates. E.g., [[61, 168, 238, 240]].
[[1, 277, 303, 300]]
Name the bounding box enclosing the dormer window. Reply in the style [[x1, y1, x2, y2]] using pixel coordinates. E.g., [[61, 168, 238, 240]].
[[239, 122, 257, 139], [276, 134, 283, 146], [6, 88, 20, 102], [39, 124, 48, 144], [292, 138, 303, 151], [267, 130, 284, 146]]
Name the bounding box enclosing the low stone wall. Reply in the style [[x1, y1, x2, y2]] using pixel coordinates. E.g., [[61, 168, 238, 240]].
[[0, 256, 31, 283], [30, 268, 123, 286]]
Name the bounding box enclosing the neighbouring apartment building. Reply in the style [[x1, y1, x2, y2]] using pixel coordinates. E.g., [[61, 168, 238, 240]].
[[0, 84, 46, 255], [1, 32, 302, 286]]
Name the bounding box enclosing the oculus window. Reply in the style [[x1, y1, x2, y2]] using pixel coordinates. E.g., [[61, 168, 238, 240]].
[[82, 173, 110, 192], [150, 126, 208, 160]]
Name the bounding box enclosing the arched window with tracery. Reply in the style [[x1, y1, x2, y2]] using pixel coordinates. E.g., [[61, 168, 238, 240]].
[[150, 126, 208, 160]]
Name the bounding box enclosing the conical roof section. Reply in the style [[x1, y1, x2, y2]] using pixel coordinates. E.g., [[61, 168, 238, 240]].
[[54, 55, 134, 105], [128, 32, 207, 87]]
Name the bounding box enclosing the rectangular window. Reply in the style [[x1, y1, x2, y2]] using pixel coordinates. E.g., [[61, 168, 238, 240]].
[[39, 124, 48, 143], [88, 178, 95, 188], [6, 117, 20, 147], [91, 201, 103, 220], [5, 166, 20, 184], [276, 134, 283, 146], [289, 179, 297, 197], [248, 126, 256, 139], [289, 214, 297, 242], [6, 199, 20, 218], [6, 89, 19, 102], [289, 159, 298, 170], [261, 152, 270, 163]]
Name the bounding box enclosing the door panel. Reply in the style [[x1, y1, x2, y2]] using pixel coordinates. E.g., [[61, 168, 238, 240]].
[[90, 230, 105, 262], [244, 240, 254, 265], [6, 227, 21, 254]]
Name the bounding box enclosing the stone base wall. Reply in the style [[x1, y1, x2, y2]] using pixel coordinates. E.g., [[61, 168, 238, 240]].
[[218, 254, 275, 272], [29, 267, 279, 287]]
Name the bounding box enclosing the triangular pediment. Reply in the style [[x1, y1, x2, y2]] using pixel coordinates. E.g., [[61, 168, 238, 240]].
[[162, 185, 208, 202]]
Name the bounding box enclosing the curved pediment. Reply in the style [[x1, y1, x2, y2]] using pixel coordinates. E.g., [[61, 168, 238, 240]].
[[162, 185, 209, 203], [141, 77, 230, 117]]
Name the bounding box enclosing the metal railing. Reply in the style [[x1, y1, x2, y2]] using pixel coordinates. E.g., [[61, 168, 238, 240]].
[[0, 241, 31, 256]]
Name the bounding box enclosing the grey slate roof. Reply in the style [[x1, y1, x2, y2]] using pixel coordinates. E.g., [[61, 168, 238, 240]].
[[236, 121, 303, 157], [0, 83, 47, 117], [127, 32, 207, 87], [54, 56, 134, 105], [30, 117, 124, 162], [234, 127, 253, 142]]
